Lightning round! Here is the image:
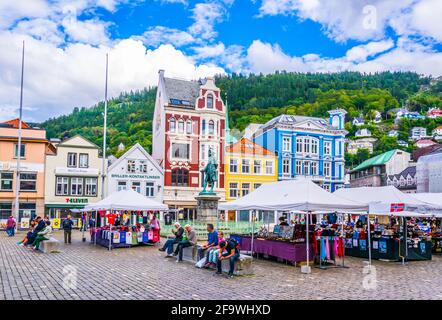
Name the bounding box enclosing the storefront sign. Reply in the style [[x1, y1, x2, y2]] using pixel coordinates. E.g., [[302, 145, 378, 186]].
[[56, 167, 99, 176], [110, 173, 161, 180], [52, 218, 61, 229], [65, 198, 89, 204]]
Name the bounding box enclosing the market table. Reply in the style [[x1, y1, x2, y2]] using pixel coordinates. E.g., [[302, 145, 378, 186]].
[[239, 236, 313, 264]]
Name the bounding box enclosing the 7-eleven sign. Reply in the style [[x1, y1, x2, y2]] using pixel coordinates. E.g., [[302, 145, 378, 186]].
[[390, 203, 405, 212]]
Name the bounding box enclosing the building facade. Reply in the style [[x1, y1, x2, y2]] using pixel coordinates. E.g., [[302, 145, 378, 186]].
[[0, 119, 53, 228], [253, 109, 347, 192], [152, 71, 226, 218], [349, 149, 410, 188], [346, 138, 377, 155], [417, 149, 442, 193], [410, 127, 428, 140], [224, 138, 277, 220], [44, 135, 103, 222], [387, 166, 417, 193], [107, 143, 164, 203]]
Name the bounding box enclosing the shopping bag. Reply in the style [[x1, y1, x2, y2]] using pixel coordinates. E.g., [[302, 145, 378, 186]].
[[152, 229, 160, 243], [126, 232, 132, 244], [132, 232, 138, 245], [113, 232, 120, 244], [142, 231, 149, 243], [137, 232, 143, 242], [195, 257, 207, 268]]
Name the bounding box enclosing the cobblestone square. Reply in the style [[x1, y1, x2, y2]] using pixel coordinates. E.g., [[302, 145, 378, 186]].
[[1, 230, 441, 300]]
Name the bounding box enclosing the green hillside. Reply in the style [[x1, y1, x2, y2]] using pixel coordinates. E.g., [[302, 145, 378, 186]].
[[40, 71, 442, 165]]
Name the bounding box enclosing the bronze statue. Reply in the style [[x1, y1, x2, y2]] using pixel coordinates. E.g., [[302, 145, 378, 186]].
[[200, 147, 218, 194]]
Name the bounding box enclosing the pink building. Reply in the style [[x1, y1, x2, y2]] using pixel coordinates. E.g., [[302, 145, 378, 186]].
[[0, 119, 54, 228]]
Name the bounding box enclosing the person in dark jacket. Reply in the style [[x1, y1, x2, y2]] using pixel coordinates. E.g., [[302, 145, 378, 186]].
[[216, 239, 240, 278], [62, 215, 74, 244], [159, 222, 184, 256], [27, 217, 45, 246]]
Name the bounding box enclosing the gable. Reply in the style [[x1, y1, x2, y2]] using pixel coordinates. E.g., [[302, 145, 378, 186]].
[[59, 135, 99, 149]]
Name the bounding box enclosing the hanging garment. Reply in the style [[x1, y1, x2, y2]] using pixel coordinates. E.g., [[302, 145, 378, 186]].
[[333, 237, 339, 257], [320, 238, 327, 261], [337, 237, 345, 257], [325, 237, 331, 260], [312, 231, 320, 255]]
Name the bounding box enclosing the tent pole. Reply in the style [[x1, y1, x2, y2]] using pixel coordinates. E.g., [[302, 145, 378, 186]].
[[94, 210, 98, 246], [302, 211, 311, 274], [250, 210, 254, 259], [340, 212, 345, 267], [108, 210, 112, 251], [367, 213, 372, 269], [403, 217, 408, 265]]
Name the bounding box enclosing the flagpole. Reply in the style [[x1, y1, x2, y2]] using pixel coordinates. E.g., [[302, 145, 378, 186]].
[[14, 40, 25, 231], [101, 53, 108, 200]]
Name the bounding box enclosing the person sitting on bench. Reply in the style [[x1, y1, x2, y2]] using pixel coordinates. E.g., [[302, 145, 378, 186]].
[[216, 239, 240, 278], [159, 222, 184, 256], [197, 223, 218, 260], [32, 220, 52, 251], [174, 224, 197, 262]]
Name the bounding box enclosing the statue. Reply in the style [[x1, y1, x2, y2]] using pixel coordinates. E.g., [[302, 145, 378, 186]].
[[200, 147, 218, 195]]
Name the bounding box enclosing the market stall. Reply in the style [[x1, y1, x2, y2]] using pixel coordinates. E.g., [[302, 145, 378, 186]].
[[83, 189, 168, 250], [334, 186, 441, 263], [219, 178, 368, 273], [412, 193, 442, 253]]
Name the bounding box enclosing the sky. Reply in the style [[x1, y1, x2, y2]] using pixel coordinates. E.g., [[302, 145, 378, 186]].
[[0, 0, 441, 122]]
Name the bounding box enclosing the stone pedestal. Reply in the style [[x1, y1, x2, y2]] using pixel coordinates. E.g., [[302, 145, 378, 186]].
[[195, 194, 220, 223]]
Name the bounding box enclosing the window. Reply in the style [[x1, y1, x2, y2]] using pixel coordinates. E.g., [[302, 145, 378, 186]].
[[79, 154, 89, 168], [117, 181, 127, 191], [323, 184, 330, 192], [311, 139, 319, 154], [303, 138, 310, 154], [304, 161, 310, 175], [70, 177, 83, 196], [0, 203, 12, 220], [85, 178, 97, 196], [0, 172, 13, 191], [208, 120, 215, 135], [138, 160, 148, 173], [178, 119, 185, 134], [56, 177, 69, 195], [186, 120, 193, 134], [169, 118, 176, 132], [67, 153, 77, 167], [229, 159, 238, 173], [202, 119, 206, 135], [172, 143, 190, 160], [296, 160, 302, 175], [296, 137, 303, 153], [323, 162, 331, 177], [407, 176, 413, 185], [311, 162, 318, 175], [282, 136, 291, 152], [265, 161, 273, 174], [254, 160, 261, 174], [20, 173, 37, 191], [201, 144, 206, 160], [19, 203, 35, 220], [324, 141, 331, 156], [132, 181, 141, 193], [171, 169, 189, 186], [146, 182, 155, 197], [242, 159, 250, 173], [282, 158, 291, 176], [14, 143, 26, 158], [241, 183, 250, 197], [254, 183, 262, 190], [229, 183, 238, 198], [127, 160, 136, 173], [207, 94, 214, 108]]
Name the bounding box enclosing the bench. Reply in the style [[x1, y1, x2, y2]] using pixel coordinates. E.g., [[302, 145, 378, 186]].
[[39, 237, 60, 253], [178, 245, 254, 276]]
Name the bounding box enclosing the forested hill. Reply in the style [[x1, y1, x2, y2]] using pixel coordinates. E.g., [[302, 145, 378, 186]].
[[41, 71, 442, 160]]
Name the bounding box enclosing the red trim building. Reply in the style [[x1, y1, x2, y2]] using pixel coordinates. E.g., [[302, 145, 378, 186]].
[[152, 71, 226, 218]]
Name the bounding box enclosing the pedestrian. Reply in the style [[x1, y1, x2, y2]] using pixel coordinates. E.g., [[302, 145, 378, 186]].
[[174, 224, 197, 262], [6, 215, 16, 237], [32, 220, 52, 251], [62, 215, 74, 244]]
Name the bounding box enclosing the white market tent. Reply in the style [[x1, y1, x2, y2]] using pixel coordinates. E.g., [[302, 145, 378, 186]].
[[412, 193, 442, 208], [219, 179, 368, 273], [219, 179, 368, 212], [84, 189, 168, 211]]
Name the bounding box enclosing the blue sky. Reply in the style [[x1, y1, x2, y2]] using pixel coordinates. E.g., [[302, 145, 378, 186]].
[[0, 0, 441, 122]]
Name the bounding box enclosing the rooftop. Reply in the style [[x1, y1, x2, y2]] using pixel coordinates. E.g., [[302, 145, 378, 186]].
[[164, 77, 201, 107], [351, 149, 398, 172]]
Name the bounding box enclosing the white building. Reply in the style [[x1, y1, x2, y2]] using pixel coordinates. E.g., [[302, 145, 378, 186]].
[[417, 149, 442, 192], [433, 126, 442, 141], [388, 130, 398, 138], [107, 143, 164, 204], [355, 128, 372, 138], [410, 127, 427, 140], [346, 138, 377, 154]]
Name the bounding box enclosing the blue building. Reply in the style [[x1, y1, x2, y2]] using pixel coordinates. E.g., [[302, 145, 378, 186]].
[[253, 109, 347, 192]]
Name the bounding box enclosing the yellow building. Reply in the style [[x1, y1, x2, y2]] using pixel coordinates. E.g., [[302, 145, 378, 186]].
[[224, 138, 278, 221]]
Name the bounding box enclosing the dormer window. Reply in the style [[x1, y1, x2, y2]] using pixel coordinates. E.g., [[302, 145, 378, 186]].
[[207, 94, 214, 109]]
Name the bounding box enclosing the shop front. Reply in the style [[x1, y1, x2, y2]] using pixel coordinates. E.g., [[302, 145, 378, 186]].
[[45, 199, 89, 229]]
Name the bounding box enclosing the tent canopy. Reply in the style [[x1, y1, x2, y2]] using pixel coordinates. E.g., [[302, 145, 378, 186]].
[[334, 186, 441, 215], [218, 178, 368, 212], [412, 193, 442, 207], [84, 189, 168, 211]]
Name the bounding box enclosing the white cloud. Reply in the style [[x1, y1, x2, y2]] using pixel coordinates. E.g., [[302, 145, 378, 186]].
[[134, 26, 195, 47], [345, 39, 394, 63], [0, 0, 51, 28], [61, 15, 111, 45], [0, 31, 225, 122]]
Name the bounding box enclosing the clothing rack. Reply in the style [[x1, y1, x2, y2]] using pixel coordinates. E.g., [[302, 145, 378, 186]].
[[316, 235, 348, 270]]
